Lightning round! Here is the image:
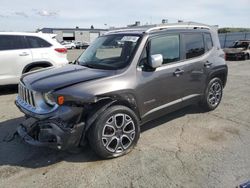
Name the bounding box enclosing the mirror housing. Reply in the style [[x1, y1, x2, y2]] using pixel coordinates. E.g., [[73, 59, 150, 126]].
[[149, 54, 163, 69], [69, 60, 77, 64]]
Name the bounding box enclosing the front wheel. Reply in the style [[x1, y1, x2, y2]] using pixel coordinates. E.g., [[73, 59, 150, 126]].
[[88, 105, 140, 159], [200, 77, 223, 111]]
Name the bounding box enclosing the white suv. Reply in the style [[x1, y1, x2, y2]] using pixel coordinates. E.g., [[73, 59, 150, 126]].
[[0, 32, 68, 85], [61, 41, 76, 49]]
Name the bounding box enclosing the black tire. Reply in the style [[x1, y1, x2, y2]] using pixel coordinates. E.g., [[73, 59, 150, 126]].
[[200, 77, 223, 111], [88, 105, 140, 159]]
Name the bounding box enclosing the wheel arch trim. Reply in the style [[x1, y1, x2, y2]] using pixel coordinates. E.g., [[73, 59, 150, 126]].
[[22, 61, 53, 73]]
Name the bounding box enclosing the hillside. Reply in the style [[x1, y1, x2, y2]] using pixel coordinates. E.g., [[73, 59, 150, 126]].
[[218, 28, 250, 33]]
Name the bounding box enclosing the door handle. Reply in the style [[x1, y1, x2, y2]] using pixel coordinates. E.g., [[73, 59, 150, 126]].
[[204, 61, 213, 67], [19, 52, 29, 56], [174, 69, 184, 76]]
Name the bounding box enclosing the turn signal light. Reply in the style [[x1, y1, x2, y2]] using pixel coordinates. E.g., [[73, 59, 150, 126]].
[[57, 96, 65, 105]]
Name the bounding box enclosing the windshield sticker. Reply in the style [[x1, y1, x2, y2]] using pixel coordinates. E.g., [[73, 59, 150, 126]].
[[121, 36, 139, 43]]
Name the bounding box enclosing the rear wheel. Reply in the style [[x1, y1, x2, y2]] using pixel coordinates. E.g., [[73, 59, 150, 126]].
[[27, 66, 43, 72], [244, 54, 249, 60], [88, 105, 140, 158], [200, 77, 223, 111]]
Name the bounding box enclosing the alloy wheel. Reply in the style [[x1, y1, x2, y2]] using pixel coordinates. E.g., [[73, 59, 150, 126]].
[[207, 81, 222, 107], [102, 113, 136, 154]]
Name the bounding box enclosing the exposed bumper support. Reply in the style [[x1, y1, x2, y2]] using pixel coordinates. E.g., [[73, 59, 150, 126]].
[[15, 100, 86, 150], [17, 118, 85, 150]]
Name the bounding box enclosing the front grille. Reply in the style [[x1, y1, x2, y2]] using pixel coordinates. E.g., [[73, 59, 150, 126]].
[[18, 83, 36, 107]]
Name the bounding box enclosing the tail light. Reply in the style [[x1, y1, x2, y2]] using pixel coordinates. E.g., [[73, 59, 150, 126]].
[[55, 48, 67, 54]]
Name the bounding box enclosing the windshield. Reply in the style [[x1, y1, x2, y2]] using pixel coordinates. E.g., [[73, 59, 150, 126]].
[[78, 34, 141, 70], [232, 41, 249, 49]]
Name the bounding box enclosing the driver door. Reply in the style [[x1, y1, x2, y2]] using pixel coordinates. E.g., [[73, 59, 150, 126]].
[[136, 34, 186, 121]]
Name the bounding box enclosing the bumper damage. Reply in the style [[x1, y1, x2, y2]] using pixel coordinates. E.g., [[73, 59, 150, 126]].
[[15, 101, 85, 150], [17, 118, 85, 150]]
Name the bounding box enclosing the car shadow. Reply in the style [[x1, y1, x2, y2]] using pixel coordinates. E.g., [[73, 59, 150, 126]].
[[141, 104, 205, 132], [0, 105, 205, 169], [0, 85, 18, 95]]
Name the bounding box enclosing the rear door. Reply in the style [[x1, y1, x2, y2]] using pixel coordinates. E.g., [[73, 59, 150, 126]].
[[26, 36, 52, 63], [179, 33, 208, 102], [0, 35, 32, 85]]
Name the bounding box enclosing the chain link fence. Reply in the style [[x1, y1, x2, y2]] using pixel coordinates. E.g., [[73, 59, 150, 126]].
[[219, 32, 250, 48]]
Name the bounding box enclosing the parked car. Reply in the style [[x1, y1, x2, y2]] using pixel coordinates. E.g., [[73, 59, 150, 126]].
[[74, 41, 90, 49], [0, 32, 68, 85], [15, 22, 227, 159], [224, 40, 250, 60], [61, 41, 76, 49]]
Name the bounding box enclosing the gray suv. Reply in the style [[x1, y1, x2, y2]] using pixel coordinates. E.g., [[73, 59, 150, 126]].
[[15, 22, 228, 158]]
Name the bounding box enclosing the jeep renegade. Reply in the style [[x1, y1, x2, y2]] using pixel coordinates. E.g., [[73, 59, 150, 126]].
[[15, 22, 228, 158]]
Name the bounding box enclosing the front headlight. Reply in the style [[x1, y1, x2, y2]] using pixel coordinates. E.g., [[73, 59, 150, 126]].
[[43, 92, 57, 106]]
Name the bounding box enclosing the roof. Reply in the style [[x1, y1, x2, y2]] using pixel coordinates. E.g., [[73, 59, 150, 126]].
[[0, 32, 55, 37], [40, 27, 108, 33]]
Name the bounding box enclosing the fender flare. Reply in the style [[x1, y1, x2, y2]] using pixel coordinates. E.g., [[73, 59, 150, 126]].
[[22, 61, 53, 73], [85, 100, 116, 131]]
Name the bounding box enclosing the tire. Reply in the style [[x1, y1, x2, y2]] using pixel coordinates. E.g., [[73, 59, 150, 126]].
[[88, 105, 140, 159], [28, 66, 43, 72], [244, 54, 249, 60], [200, 77, 223, 111]]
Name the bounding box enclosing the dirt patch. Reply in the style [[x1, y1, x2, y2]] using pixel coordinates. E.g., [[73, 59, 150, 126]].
[[207, 130, 226, 142], [223, 127, 240, 136]]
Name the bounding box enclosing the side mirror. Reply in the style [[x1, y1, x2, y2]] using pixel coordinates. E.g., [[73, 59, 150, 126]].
[[149, 54, 163, 69], [69, 60, 77, 64]]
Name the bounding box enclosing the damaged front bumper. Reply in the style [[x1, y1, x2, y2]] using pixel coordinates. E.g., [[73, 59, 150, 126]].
[[15, 100, 85, 150]]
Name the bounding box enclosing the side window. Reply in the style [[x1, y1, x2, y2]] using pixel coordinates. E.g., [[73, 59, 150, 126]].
[[183, 33, 205, 59], [204, 33, 213, 51], [150, 35, 180, 64], [26, 36, 52, 48], [0, 35, 27, 51]]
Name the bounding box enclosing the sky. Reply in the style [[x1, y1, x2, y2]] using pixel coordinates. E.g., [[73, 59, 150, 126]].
[[0, 0, 249, 31]]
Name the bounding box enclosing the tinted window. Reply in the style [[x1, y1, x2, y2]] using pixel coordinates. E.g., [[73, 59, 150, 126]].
[[0, 35, 27, 51], [204, 33, 213, 51], [150, 35, 180, 64], [26, 36, 51, 48], [183, 33, 205, 59]]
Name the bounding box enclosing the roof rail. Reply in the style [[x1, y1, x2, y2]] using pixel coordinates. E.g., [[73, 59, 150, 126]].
[[105, 27, 150, 35], [145, 22, 211, 33]]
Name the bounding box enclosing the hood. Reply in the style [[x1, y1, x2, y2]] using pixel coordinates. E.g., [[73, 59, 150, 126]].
[[224, 48, 245, 54], [22, 65, 116, 92]]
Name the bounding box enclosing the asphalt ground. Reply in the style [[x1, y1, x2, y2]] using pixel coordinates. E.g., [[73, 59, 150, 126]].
[[0, 52, 250, 187]]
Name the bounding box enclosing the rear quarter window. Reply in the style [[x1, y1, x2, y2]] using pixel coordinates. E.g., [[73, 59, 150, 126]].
[[204, 33, 213, 51], [26, 36, 52, 48], [183, 33, 205, 59], [0, 35, 27, 51]]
